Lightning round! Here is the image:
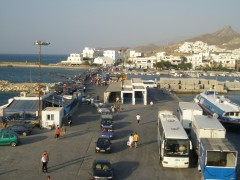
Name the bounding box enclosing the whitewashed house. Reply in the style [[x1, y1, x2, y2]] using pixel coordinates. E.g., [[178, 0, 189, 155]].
[[61, 53, 84, 65], [42, 107, 64, 129]]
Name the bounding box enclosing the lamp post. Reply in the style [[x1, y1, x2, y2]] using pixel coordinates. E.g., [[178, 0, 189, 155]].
[[34, 40, 50, 128], [120, 49, 128, 90]]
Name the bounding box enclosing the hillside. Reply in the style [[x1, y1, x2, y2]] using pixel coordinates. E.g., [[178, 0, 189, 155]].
[[139, 26, 240, 55]]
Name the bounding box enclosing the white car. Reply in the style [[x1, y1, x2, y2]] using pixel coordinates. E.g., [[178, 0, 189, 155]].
[[92, 100, 105, 108], [97, 108, 111, 114]]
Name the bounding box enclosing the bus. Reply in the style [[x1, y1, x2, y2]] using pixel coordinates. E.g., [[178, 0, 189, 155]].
[[157, 110, 192, 168]]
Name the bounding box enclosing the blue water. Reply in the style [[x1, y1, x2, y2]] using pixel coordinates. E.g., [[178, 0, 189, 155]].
[[0, 54, 240, 106]]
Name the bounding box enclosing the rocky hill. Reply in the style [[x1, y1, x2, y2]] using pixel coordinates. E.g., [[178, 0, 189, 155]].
[[136, 26, 240, 55], [185, 26, 240, 50]]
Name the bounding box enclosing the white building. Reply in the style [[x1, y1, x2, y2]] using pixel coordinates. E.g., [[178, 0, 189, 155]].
[[133, 56, 157, 69], [103, 50, 120, 62], [61, 53, 84, 65], [93, 56, 115, 66], [82, 47, 95, 58], [129, 50, 143, 58]]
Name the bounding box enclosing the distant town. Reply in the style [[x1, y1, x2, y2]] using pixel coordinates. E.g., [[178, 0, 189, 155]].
[[61, 40, 240, 72]]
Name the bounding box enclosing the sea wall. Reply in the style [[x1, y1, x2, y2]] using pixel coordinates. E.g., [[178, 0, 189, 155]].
[[158, 78, 239, 93], [0, 80, 53, 92]]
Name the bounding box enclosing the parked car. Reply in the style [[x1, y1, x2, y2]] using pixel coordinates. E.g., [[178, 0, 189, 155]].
[[95, 137, 112, 153], [91, 159, 114, 180], [100, 119, 113, 129], [101, 114, 113, 121], [82, 95, 93, 104], [97, 107, 111, 114], [92, 100, 105, 108], [0, 130, 20, 147], [3, 124, 32, 136], [100, 126, 113, 139]]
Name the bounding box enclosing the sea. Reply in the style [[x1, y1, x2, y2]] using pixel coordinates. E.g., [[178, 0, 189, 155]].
[[0, 54, 240, 106]]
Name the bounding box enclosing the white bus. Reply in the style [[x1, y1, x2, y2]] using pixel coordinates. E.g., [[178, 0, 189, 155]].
[[157, 110, 192, 168]]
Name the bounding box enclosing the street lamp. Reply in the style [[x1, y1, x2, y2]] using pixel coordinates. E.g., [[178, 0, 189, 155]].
[[34, 40, 50, 128], [120, 49, 128, 90]]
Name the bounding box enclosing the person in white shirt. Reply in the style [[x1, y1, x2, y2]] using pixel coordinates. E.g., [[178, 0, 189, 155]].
[[150, 101, 153, 110], [136, 114, 141, 125], [128, 134, 134, 148]]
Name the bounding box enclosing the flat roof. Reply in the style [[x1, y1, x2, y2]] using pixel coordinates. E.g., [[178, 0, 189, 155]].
[[193, 115, 225, 130], [201, 138, 236, 152], [179, 101, 202, 111], [105, 82, 122, 92], [159, 114, 188, 139]]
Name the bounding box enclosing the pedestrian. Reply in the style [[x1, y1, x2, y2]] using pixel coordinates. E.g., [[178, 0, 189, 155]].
[[111, 105, 115, 113], [150, 101, 153, 110], [41, 151, 49, 173], [47, 176, 52, 180], [61, 124, 66, 137], [133, 132, 139, 148], [116, 96, 119, 104], [136, 114, 141, 125], [128, 134, 134, 148], [55, 127, 61, 140]]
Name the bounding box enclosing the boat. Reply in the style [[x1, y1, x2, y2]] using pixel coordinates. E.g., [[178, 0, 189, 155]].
[[194, 89, 240, 125]]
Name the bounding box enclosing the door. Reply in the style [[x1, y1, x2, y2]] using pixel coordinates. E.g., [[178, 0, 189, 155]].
[[0, 133, 11, 145]]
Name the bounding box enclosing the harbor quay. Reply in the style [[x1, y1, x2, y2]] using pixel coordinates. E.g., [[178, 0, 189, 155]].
[[0, 80, 205, 180], [159, 77, 240, 93]]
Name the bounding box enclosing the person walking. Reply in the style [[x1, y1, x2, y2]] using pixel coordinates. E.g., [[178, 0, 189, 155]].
[[55, 127, 61, 140], [41, 151, 49, 173], [128, 134, 134, 148], [150, 101, 153, 110], [133, 132, 139, 148], [47, 176, 52, 180], [136, 114, 141, 125], [61, 124, 66, 137]]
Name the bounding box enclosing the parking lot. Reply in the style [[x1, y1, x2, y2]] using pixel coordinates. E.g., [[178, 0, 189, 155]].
[[0, 83, 207, 180]]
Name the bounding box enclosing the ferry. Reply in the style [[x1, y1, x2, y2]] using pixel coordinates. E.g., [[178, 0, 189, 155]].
[[194, 90, 240, 125]]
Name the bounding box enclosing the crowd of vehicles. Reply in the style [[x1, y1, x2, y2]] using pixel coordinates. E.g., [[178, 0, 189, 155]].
[[158, 104, 238, 180]]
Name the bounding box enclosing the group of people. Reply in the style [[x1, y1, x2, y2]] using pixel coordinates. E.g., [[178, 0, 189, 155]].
[[128, 132, 139, 148]]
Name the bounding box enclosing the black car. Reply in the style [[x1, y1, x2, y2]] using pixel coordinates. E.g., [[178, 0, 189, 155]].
[[3, 124, 32, 136], [92, 159, 114, 180], [95, 137, 112, 153]]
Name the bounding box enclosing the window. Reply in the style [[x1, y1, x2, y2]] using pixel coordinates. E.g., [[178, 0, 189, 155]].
[[47, 114, 54, 121], [3, 134, 10, 138]]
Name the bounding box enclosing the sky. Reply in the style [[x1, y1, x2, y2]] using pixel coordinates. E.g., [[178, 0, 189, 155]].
[[0, 0, 240, 55]]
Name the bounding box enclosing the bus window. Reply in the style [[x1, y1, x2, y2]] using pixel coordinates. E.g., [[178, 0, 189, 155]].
[[236, 112, 240, 117]]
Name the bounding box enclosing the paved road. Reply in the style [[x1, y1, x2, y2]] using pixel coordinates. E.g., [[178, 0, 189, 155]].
[[0, 84, 205, 180]]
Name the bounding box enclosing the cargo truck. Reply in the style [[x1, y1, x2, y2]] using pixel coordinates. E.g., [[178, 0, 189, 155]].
[[190, 115, 226, 155], [178, 102, 203, 133], [199, 138, 237, 180]]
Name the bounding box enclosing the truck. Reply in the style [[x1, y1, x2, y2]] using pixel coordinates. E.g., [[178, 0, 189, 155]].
[[199, 138, 238, 180], [178, 101, 203, 133], [190, 115, 226, 155]]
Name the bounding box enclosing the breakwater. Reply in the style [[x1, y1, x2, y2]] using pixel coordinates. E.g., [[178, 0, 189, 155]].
[[159, 78, 240, 93], [0, 80, 53, 92]]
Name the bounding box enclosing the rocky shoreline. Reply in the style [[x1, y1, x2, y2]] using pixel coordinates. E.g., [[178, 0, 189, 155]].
[[0, 80, 54, 92]]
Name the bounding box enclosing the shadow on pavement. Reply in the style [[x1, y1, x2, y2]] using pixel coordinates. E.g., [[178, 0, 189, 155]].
[[113, 129, 132, 140], [0, 169, 18, 176], [49, 155, 91, 172], [113, 122, 131, 130], [20, 135, 48, 145], [111, 140, 128, 153], [112, 161, 139, 180], [113, 114, 128, 121]]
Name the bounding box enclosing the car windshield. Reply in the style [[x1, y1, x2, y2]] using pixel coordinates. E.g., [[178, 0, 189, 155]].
[[95, 163, 111, 170], [98, 138, 110, 144]]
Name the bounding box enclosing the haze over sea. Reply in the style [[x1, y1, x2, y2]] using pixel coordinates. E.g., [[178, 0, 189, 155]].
[[0, 54, 240, 106]]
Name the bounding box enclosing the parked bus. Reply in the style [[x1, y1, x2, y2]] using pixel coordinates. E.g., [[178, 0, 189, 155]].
[[157, 110, 192, 168]]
